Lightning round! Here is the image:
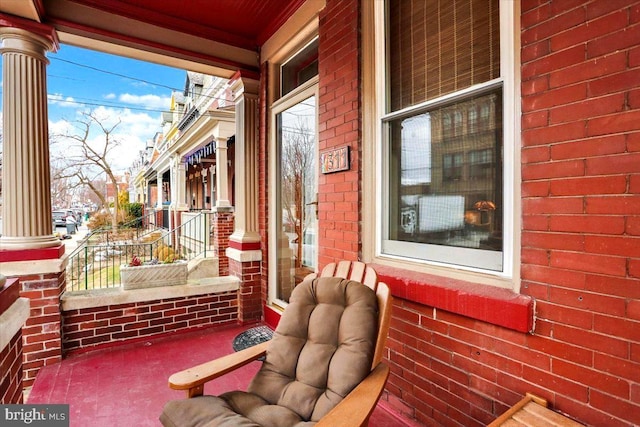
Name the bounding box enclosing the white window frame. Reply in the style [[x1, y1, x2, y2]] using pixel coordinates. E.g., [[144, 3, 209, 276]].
[[363, 0, 521, 289]]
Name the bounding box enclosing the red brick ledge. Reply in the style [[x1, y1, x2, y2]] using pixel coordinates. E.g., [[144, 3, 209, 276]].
[[371, 264, 534, 333], [228, 240, 261, 251], [0, 245, 65, 262]]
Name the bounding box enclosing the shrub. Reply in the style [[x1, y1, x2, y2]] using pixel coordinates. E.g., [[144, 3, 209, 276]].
[[87, 211, 112, 231], [153, 245, 176, 263], [119, 202, 145, 228], [127, 203, 144, 219]]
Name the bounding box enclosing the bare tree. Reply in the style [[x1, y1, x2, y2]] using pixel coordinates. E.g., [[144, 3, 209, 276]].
[[52, 112, 124, 230], [50, 161, 73, 207], [281, 119, 315, 268]]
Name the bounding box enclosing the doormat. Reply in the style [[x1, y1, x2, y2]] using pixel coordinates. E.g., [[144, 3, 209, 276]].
[[232, 326, 274, 352]]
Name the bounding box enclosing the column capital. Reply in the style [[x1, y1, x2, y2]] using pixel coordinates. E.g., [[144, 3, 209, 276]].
[[215, 136, 229, 149], [229, 71, 259, 100], [0, 14, 59, 55]]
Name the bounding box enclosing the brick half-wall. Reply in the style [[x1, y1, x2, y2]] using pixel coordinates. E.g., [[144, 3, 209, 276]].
[[20, 272, 65, 388], [62, 291, 239, 354], [1, 331, 23, 404]]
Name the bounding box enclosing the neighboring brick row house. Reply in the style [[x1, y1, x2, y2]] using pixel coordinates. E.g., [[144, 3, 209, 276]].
[[1, 1, 639, 426]]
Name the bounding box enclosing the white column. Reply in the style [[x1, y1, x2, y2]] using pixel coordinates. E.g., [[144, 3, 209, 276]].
[[170, 157, 188, 210], [0, 25, 60, 249], [229, 76, 261, 245], [156, 171, 164, 209], [215, 137, 231, 208], [209, 166, 217, 206]]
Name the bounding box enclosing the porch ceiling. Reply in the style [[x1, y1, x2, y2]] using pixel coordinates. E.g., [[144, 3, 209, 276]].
[[1, 0, 306, 77]]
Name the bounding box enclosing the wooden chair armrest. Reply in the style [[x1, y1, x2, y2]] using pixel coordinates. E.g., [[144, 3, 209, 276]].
[[316, 362, 390, 427], [168, 340, 269, 397]]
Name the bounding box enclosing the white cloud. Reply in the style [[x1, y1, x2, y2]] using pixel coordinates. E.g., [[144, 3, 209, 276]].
[[104, 93, 116, 100], [131, 81, 153, 88], [119, 93, 170, 110], [48, 105, 162, 173], [49, 118, 76, 137], [48, 93, 81, 108]]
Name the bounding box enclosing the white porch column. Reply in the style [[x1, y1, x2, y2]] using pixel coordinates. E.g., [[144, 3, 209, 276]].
[[170, 157, 188, 210], [156, 171, 164, 208], [215, 137, 231, 208], [0, 24, 60, 249], [228, 76, 260, 248]]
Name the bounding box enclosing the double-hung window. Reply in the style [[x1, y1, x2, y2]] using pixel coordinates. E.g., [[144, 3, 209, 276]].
[[381, 0, 517, 273]]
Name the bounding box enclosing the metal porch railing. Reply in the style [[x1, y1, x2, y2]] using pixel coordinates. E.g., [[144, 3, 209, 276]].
[[66, 211, 212, 291]]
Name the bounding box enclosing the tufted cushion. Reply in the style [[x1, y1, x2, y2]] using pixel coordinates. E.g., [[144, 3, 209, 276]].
[[160, 277, 379, 427]]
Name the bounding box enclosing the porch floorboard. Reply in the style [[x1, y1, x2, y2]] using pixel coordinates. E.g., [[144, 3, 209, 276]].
[[27, 323, 407, 426]]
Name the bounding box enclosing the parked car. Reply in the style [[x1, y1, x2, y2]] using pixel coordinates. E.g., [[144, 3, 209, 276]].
[[52, 210, 68, 227]]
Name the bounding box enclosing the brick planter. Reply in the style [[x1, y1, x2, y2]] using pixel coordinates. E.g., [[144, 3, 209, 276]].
[[120, 262, 187, 290]]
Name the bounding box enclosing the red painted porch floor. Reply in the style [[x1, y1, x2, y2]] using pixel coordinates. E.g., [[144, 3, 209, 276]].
[[27, 323, 411, 426]]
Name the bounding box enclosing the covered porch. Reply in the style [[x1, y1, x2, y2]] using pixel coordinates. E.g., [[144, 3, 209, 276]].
[[2, 0, 640, 426]]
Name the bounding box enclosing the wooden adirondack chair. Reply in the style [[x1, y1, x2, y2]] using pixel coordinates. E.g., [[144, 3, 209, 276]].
[[161, 261, 392, 427]]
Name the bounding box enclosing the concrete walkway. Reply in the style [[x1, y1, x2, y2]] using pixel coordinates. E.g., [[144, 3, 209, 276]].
[[54, 223, 90, 253]]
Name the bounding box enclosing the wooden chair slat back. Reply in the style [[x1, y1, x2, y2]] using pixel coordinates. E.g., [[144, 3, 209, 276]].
[[373, 283, 392, 368], [320, 261, 378, 291], [334, 261, 352, 280]]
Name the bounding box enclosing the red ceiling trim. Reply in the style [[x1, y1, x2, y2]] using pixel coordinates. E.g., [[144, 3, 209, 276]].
[[34, 0, 47, 21], [47, 17, 260, 75], [256, 0, 307, 45], [66, 0, 257, 50]]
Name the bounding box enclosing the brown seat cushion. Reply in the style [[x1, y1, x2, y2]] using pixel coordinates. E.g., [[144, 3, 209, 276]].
[[160, 277, 378, 427]]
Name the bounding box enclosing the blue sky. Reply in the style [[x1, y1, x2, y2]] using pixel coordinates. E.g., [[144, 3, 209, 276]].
[[1, 44, 186, 172]]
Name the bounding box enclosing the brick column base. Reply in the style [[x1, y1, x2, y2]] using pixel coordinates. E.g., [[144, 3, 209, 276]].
[[212, 209, 234, 276], [228, 251, 262, 324], [19, 271, 65, 387]]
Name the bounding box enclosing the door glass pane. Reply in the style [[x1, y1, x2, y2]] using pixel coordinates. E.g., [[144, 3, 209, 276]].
[[276, 96, 317, 303]]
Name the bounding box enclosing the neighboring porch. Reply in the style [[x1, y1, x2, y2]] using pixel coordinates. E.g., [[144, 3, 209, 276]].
[[27, 323, 412, 427]]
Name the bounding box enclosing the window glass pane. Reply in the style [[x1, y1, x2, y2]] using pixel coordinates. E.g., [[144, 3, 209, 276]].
[[386, 90, 503, 268], [281, 39, 319, 97], [275, 96, 317, 302]]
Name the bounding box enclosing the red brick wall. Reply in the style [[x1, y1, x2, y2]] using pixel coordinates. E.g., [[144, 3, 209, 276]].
[[229, 259, 262, 324], [0, 333, 23, 404], [20, 272, 64, 388], [517, 1, 640, 425], [317, 0, 362, 265], [62, 292, 238, 353], [212, 211, 234, 276], [376, 1, 640, 426]]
